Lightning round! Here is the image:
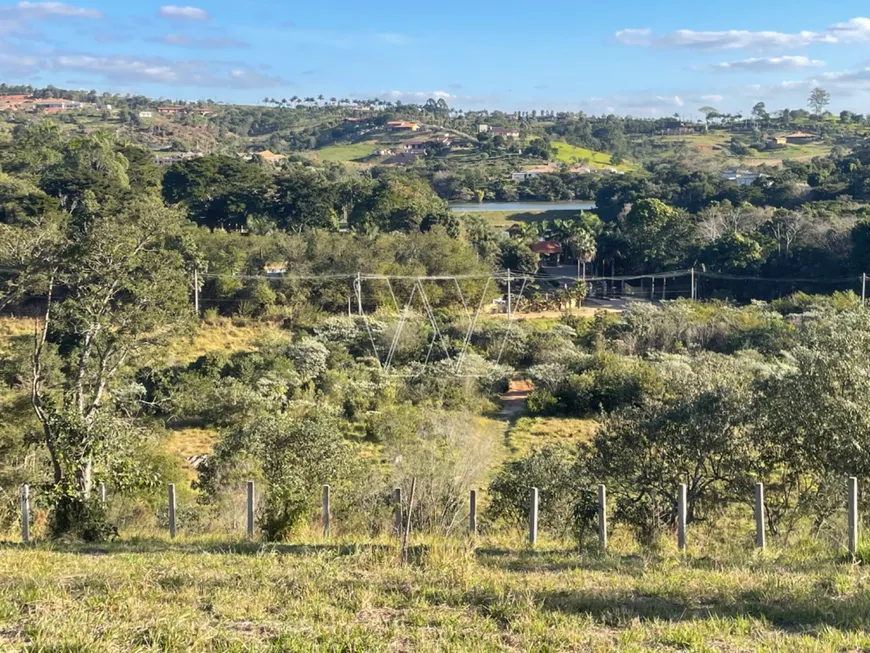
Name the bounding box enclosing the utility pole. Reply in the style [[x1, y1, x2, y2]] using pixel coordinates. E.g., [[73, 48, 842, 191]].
[[506, 268, 512, 317], [193, 269, 199, 315], [355, 272, 363, 316]]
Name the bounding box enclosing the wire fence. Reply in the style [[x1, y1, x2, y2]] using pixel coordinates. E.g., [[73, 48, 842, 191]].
[[8, 478, 863, 560]]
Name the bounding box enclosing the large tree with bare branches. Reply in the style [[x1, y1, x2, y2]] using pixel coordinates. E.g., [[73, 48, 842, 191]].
[[0, 196, 192, 536]]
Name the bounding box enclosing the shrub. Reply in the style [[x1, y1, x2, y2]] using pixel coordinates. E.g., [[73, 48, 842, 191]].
[[486, 446, 583, 538], [526, 389, 558, 416], [202, 411, 351, 541]]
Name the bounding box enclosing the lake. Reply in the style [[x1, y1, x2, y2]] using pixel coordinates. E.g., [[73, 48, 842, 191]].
[[449, 201, 596, 212]]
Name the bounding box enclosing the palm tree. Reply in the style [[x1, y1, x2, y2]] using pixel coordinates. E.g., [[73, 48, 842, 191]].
[[317, 94, 325, 105], [568, 228, 597, 280]]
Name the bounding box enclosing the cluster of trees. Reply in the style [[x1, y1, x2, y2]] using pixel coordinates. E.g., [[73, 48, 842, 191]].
[[493, 299, 870, 545]]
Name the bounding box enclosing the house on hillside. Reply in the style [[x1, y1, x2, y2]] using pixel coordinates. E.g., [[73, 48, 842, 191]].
[[529, 240, 562, 265], [386, 120, 420, 131], [138, 111, 153, 119], [721, 169, 761, 186], [490, 127, 520, 139], [511, 165, 555, 181], [785, 131, 817, 145], [154, 151, 203, 165], [157, 106, 213, 116], [478, 124, 491, 133], [157, 106, 184, 115], [33, 99, 81, 111], [765, 136, 787, 149]]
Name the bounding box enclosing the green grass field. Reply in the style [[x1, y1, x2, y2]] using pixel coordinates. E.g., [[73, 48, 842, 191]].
[[2, 534, 870, 650], [551, 142, 634, 171], [313, 141, 377, 162]]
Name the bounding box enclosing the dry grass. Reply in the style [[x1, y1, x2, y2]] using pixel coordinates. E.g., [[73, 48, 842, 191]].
[[2, 533, 869, 651], [506, 416, 598, 457], [166, 318, 285, 365]]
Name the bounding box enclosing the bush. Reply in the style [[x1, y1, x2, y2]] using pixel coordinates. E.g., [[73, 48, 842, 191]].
[[202, 411, 351, 541], [486, 446, 585, 539], [526, 389, 558, 416]]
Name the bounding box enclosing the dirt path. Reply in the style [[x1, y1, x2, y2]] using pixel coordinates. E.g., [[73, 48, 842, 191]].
[[499, 379, 533, 419]]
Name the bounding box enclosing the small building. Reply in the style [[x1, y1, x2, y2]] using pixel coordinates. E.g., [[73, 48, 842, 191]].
[[138, 111, 153, 118], [721, 169, 761, 186], [529, 240, 563, 263], [765, 136, 787, 149], [785, 131, 817, 145], [386, 120, 420, 131], [33, 99, 81, 111], [511, 165, 554, 182], [154, 151, 203, 165], [478, 124, 491, 133], [490, 127, 520, 139]]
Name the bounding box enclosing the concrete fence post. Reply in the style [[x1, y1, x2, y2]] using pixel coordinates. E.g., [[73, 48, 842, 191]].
[[393, 487, 402, 537], [677, 483, 687, 552], [755, 483, 766, 550], [529, 487, 539, 547], [98, 482, 106, 504], [20, 484, 30, 544], [246, 481, 255, 541], [598, 484, 607, 551], [469, 489, 477, 535], [168, 483, 177, 539], [322, 485, 330, 537], [849, 476, 859, 560]]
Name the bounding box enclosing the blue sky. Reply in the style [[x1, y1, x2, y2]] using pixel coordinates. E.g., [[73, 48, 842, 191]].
[[3, 0, 870, 116]]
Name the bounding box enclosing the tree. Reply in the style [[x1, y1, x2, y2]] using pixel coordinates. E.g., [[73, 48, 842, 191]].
[[0, 197, 192, 537], [808, 87, 830, 117], [621, 198, 693, 271], [699, 106, 720, 124], [751, 102, 769, 123]]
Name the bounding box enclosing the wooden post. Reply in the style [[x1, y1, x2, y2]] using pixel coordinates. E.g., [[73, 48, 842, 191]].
[[393, 487, 402, 537], [863, 274, 867, 309], [849, 476, 858, 560], [20, 484, 30, 544], [662, 276, 667, 300], [677, 483, 687, 552], [529, 487, 539, 547], [246, 481, 255, 541], [650, 276, 655, 300], [168, 483, 177, 539], [691, 267, 696, 300], [193, 269, 200, 315], [755, 482, 766, 550], [598, 484, 607, 551], [322, 485, 330, 537], [98, 482, 106, 504], [469, 489, 477, 535]]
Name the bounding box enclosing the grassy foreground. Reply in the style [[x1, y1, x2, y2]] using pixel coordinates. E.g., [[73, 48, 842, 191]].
[[2, 534, 870, 651]]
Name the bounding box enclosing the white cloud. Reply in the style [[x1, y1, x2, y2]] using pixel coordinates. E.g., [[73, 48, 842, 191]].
[[158, 5, 208, 20], [379, 90, 455, 101], [706, 55, 825, 72], [54, 54, 288, 88], [701, 94, 723, 102], [5, 1, 101, 18], [615, 17, 870, 51], [613, 28, 652, 46], [156, 33, 248, 48]]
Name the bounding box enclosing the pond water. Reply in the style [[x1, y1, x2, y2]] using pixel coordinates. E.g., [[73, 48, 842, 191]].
[[449, 201, 596, 212]]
